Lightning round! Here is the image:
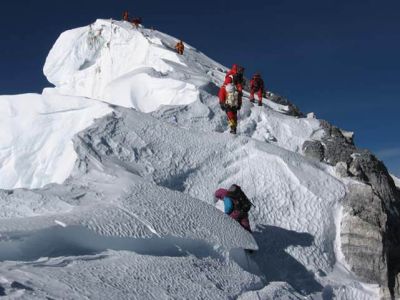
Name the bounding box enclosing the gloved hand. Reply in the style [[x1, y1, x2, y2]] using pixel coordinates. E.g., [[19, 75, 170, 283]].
[[220, 103, 226, 111]]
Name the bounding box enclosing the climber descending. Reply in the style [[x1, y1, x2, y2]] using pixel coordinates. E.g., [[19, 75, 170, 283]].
[[219, 76, 242, 134], [175, 40, 185, 55], [250, 73, 264, 106], [215, 184, 253, 232]]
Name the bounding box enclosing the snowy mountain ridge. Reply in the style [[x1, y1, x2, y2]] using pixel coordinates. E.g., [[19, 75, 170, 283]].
[[0, 19, 399, 299], [43, 19, 220, 112]]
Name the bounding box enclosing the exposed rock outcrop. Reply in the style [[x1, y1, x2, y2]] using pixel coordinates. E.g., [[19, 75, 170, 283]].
[[341, 184, 387, 284], [302, 119, 400, 298], [266, 92, 303, 117], [302, 140, 324, 162], [319, 120, 356, 165]]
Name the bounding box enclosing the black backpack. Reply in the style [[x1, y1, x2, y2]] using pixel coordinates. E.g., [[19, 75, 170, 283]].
[[226, 184, 253, 214], [252, 77, 262, 91], [236, 66, 245, 84]]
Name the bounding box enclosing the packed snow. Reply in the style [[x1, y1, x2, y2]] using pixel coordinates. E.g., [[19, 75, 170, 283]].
[[0, 19, 381, 299], [0, 93, 111, 189]]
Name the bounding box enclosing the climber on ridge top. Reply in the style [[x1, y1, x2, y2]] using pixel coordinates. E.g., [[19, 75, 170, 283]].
[[122, 11, 129, 21]]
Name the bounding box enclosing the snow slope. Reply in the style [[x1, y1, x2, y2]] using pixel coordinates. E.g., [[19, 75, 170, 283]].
[[0, 93, 111, 189], [0, 19, 381, 299]]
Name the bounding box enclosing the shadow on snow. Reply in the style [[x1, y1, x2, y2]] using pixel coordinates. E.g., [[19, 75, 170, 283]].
[[252, 224, 323, 296], [0, 225, 223, 262]]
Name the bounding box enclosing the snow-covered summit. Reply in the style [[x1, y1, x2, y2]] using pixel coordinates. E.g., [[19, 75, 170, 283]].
[[44, 19, 224, 112]]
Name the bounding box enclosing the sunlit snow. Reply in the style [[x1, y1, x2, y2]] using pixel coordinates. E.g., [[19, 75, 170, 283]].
[[0, 19, 380, 299]]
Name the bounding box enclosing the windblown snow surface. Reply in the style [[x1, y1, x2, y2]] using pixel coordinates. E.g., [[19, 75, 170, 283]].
[[0, 19, 380, 299]]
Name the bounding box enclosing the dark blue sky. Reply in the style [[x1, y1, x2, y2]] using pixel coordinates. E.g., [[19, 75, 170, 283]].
[[1, 0, 399, 176]]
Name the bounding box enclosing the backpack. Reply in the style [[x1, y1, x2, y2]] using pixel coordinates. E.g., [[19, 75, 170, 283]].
[[225, 84, 239, 108], [252, 77, 262, 91], [235, 66, 245, 84], [226, 184, 252, 214]]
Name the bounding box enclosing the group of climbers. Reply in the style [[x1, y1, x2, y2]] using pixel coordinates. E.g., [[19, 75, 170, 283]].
[[121, 11, 257, 235], [217, 68, 264, 234], [217, 67, 259, 232], [122, 11, 143, 28], [123, 11, 185, 56], [219, 64, 265, 134]]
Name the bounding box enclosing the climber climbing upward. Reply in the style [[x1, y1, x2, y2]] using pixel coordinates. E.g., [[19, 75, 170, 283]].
[[215, 184, 252, 232], [218, 76, 242, 134], [224, 64, 245, 102], [250, 73, 264, 106], [175, 40, 185, 55]]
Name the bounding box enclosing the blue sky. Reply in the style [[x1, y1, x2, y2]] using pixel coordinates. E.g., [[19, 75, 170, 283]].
[[0, 0, 399, 176]]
